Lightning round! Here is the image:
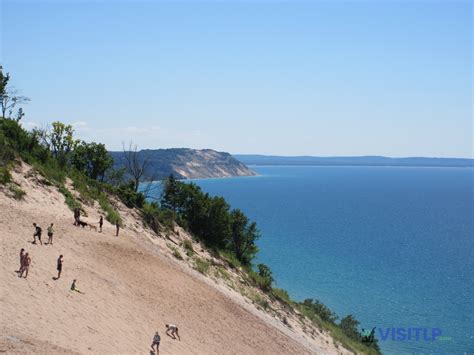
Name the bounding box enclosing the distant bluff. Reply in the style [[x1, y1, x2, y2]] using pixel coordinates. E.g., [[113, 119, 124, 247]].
[[110, 148, 256, 180]]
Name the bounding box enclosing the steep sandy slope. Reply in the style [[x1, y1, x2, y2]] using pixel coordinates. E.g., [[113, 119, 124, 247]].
[[0, 163, 349, 354]]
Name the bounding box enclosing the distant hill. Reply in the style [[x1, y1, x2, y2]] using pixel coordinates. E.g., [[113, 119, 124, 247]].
[[234, 155, 474, 168], [110, 148, 256, 180]]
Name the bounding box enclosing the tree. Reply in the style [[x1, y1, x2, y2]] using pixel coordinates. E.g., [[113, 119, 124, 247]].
[[229, 209, 260, 264], [340, 315, 362, 340], [201, 196, 231, 248], [257, 263, 273, 281], [256, 263, 274, 291], [71, 141, 113, 181], [161, 175, 181, 212], [0, 66, 30, 119], [122, 142, 152, 192], [49, 122, 78, 157]]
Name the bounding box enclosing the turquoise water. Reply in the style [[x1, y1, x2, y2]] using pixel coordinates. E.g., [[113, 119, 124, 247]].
[[189, 166, 474, 354]]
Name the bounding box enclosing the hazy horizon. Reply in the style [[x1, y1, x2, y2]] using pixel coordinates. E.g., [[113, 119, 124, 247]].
[[2, 1, 472, 158]]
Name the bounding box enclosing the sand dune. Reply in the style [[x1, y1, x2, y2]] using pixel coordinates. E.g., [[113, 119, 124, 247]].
[[0, 163, 349, 354]]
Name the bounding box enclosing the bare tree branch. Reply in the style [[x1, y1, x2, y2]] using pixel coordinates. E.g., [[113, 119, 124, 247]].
[[122, 141, 153, 192]]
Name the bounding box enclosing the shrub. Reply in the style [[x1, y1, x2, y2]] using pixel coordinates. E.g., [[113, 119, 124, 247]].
[[58, 185, 81, 211], [171, 246, 183, 260], [215, 266, 231, 281], [182, 239, 194, 254], [117, 186, 145, 208], [33, 160, 66, 185], [340, 315, 361, 340], [97, 194, 121, 226], [0, 166, 11, 185], [300, 298, 338, 324], [9, 184, 25, 200], [272, 288, 291, 304], [219, 250, 241, 269]]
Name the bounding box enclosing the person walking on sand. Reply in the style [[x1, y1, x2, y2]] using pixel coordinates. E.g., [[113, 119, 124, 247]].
[[99, 216, 103, 233], [165, 324, 180, 341], [56, 255, 63, 279], [17, 248, 25, 274], [19, 253, 31, 278], [115, 221, 120, 237], [150, 331, 161, 354], [74, 208, 80, 226], [47, 223, 54, 245], [32, 223, 42, 245]]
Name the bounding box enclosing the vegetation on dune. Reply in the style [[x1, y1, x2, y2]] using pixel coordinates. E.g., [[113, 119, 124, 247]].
[[0, 66, 381, 354]]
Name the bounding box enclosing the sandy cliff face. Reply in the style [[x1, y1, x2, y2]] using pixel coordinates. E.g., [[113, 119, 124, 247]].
[[0, 163, 349, 354], [111, 148, 257, 180]]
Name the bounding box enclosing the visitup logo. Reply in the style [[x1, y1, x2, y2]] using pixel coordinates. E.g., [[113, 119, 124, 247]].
[[362, 327, 448, 343]]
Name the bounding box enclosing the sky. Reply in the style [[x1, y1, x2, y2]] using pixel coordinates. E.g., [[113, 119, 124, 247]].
[[0, 0, 472, 157]]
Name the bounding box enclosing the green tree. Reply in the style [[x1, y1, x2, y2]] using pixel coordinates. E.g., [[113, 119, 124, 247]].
[[43, 121, 79, 166], [340, 314, 362, 340], [71, 141, 113, 181], [161, 175, 181, 212], [301, 298, 338, 324], [256, 263, 274, 290], [229, 209, 260, 264], [257, 263, 273, 281]]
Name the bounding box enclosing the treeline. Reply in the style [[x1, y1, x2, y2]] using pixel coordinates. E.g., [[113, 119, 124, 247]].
[[160, 175, 259, 264]]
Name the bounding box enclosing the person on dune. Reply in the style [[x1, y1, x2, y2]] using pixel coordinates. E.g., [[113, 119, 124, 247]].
[[165, 324, 180, 341], [150, 331, 161, 354]]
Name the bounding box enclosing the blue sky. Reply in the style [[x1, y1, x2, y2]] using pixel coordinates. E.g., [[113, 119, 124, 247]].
[[1, 0, 472, 157]]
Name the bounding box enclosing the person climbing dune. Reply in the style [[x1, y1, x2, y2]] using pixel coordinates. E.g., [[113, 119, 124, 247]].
[[32, 223, 42, 245], [150, 331, 161, 354], [70, 279, 85, 294], [165, 324, 180, 341]]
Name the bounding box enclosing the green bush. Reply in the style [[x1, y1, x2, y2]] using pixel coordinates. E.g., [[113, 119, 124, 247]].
[[340, 315, 361, 340], [141, 202, 176, 233], [219, 250, 241, 269], [9, 184, 25, 200], [272, 288, 291, 304], [58, 185, 81, 211], [117, 185, 145, 208], [33, 160, 67, 185], [0, 166, 11, 185], [97, 194, 121, 226], [171, 246, 183, 260], [182, 239, 194, 254], [300, 298, 338, 324]]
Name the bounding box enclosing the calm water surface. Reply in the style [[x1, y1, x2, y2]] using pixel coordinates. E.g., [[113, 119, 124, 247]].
[[189, 166, 473, 354]]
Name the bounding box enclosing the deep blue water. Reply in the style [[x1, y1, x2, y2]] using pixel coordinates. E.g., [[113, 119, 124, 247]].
[[189, 166, 474, 354]]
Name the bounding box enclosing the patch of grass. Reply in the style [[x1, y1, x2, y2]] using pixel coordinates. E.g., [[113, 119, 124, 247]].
[[0, 166, 12, 185], [248, 291, 270, 310], [194, 257, 210, 275], [9, 184, 25, 200], [219, 250, 241, 269], [33, 160, 66, 185], [70, 170, 95, 206], [247, 269, 272, 292], [272, 288, 291, 305], [58, 185, 81, 211], [182, 239, 194, 255], [170, 246, 183, 260], [215, 266, 231, 281], [97, 193, 121, 226]]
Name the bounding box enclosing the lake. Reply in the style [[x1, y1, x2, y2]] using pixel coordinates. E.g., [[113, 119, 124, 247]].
[[189, 166, 474, 354]]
